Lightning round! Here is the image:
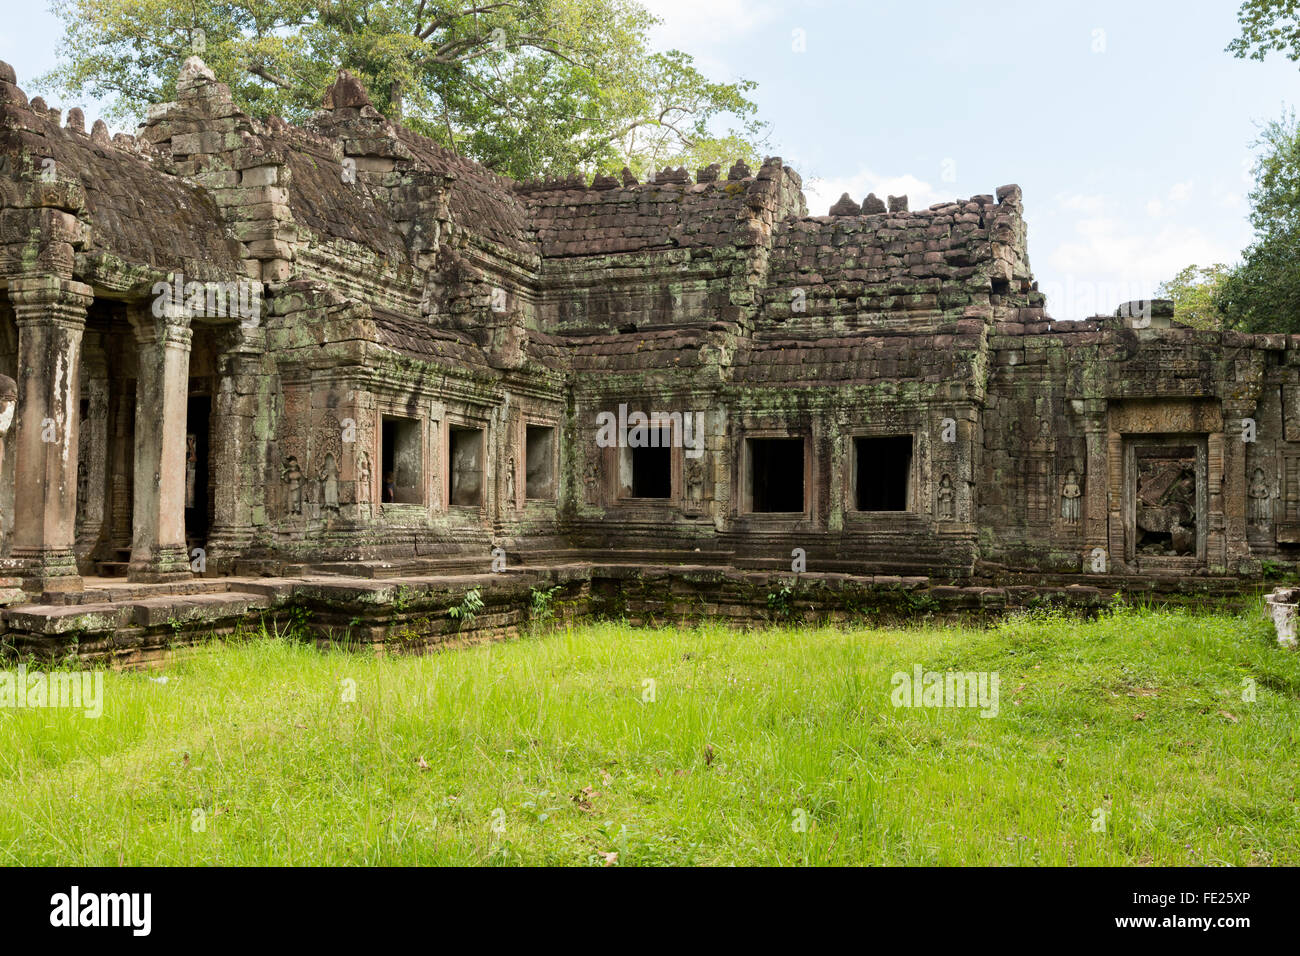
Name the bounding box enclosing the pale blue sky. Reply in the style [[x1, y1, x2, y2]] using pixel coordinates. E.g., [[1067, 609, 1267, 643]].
[[2, 0, 1295, 318]]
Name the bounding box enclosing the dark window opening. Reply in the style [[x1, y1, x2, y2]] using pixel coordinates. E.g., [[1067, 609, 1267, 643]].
[[631, 445, 671, 498], [381, 416, 423, 504], [449, 426, 484, 507], [855, 436, 912, 511], [991, 277, 1011, 296], [749, 438, 805, 513], [525, 425, 556, 499]]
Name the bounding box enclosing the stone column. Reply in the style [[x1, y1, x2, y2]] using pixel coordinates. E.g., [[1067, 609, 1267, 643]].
[[109, 386, 134, 552], [1082, 402, 1109, 566], [76, 332, 110, 564], [1106, 430, 1126, 572], [1207, 431, 1228, 571], [0, 373, 24, 604], [4, 275, 92, 594], [206, 324, 266, 573], [127, 302, 193, 581]]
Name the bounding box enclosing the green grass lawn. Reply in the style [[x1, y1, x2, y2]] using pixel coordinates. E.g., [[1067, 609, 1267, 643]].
[[2, 603, 1298, 865]]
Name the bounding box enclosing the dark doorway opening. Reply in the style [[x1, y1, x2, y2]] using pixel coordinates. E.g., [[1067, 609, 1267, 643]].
[[749, 438, 804, 513], [631, 445, 671, 498], [855, 435, 912, 511], [185, 395, 211, 548]]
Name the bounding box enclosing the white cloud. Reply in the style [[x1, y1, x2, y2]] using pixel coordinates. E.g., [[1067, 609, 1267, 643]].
[[639, 0, 780, 49], [1168, 180, 1193, 202], [1042, 213, 1243, 319], [1055, 193, 1108, 214], [1049, 217, 1231, 281], [802, 168, 943, 217]]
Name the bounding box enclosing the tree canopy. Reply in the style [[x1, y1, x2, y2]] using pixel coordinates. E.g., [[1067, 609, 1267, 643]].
[[1211, 113, 1300, 332], [1228, 0, 1300, 63], [1160, 6, 1300, 332], [1156, 264, 1231, 330], [38, 0, 767, 180]]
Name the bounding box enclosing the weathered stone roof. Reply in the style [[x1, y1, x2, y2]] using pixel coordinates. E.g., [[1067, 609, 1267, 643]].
[[0, 80, 241, 278], [390, 127, 532, 256], [273, 127, 410, 260]]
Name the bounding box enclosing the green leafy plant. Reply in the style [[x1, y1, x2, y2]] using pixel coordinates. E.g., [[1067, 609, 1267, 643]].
[[766, 583, 795, 622], [448, 587, 484, 627], [529, 585, 561, 629]]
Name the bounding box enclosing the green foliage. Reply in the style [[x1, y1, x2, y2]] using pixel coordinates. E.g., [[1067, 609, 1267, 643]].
[[1209, 113, 1300, 332], [766, 583, 795, 622], [1156, 264, 1231, 330], [1260, 558, 1289, 580], [529, 585, 561, 629], [447, 586, 484, 626], [1228, 1, 1300, 64], [390, 585, 412, 614], [38, 0, 767, 180]]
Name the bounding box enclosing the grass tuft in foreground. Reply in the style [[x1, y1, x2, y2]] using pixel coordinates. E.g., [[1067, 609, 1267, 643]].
[[1, 603, 1297, 865]]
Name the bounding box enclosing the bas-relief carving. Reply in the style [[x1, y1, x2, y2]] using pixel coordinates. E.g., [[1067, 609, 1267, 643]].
[[937, 474, 954, 521], [685, 454, 705, 511], [1109, 399, 1223, 436], [282, 456, 304, 515], [583, 447, 601, 505], [356, 451, 372, 515], [1061, 469, 1081, 525], [319, 453, 339, 513], [1249, 467, 1272, 526]]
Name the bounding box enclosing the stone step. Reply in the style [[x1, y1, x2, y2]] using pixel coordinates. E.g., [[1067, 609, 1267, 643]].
[[2, 590, 273, 635]]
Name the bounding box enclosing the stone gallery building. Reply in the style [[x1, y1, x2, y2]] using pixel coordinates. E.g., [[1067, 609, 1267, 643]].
[[0, 57, 1292, 654]]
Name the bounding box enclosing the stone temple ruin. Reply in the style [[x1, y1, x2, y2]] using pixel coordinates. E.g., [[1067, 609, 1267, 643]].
[[0, 57, 1292, 662]]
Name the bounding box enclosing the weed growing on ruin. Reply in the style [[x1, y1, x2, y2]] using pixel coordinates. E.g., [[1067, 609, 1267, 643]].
[[448, 587, 484, 627], [766, 583, 796, 622], [529, 586, 561, 630]]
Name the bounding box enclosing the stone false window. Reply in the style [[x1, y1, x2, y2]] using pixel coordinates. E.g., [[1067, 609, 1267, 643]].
[[745, 437, 805, 513], [448, 426, 485, 507], [381, 416, 423, 504], [854, 436, 913, 512], [525, 424, 556, 500]]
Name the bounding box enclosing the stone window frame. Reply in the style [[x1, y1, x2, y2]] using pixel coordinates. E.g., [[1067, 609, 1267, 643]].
[[843, 429, 919, 517], [615, 414, 681, 505], [374, 404, 428, 513], [444, 413, 490, 514], [522, 417, 559, 503], [737, 428, 811, 518]]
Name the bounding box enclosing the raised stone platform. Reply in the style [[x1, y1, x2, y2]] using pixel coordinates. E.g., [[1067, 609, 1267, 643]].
[[0, 558, 1263, 669]]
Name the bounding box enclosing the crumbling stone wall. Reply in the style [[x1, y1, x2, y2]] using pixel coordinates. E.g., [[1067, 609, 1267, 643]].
[[1, 54, 1297, 600]]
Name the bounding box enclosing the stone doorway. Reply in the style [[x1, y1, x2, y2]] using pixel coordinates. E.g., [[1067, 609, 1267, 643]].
[[1124, 436, 1207, 570]]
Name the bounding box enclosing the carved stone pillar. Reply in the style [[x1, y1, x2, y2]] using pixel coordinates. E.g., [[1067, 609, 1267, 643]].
[[109, 385, 134, 552], [4, 275, 92, 594], [127, 302, 193, 582], [206, 324, 266, 573], [1106, 430, 1126, 572], [1217, 403, 1255, 571], [76, 332, 110, 566], [0, 373, 23, 605], [1081, 402, 1109, 566]]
